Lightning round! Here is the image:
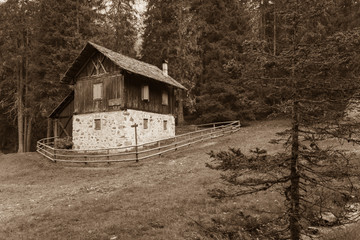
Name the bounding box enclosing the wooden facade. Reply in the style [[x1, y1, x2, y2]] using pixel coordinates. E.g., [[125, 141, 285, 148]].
[[49, 92, 74, 138], [73, 52, 175, 115], [74, 74, 124, 114], [124, 74, 175, 115]]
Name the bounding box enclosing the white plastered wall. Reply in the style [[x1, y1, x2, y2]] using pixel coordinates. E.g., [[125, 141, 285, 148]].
[[72, 109, 175, 150]]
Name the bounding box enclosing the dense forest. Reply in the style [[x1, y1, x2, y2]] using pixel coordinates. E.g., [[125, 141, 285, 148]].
[[1, 0, 360, 154]]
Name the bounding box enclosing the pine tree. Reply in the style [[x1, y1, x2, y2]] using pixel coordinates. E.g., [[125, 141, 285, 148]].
[[191, 0, 252, 122], [0, 0, 40, 152], [95, 0, 138, 57], [0, 0, 122, 152], [205, 1, 360, 239], [141, 0, 202, 122]]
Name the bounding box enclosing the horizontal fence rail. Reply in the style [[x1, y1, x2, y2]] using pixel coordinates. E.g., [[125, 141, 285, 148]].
[[36, 120, 240, 164]]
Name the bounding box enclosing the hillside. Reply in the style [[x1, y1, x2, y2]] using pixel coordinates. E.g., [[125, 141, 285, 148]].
[[0, 119, 297, 239]]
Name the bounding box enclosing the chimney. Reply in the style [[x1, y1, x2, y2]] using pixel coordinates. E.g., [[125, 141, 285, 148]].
[[162, 60, 168, 76]]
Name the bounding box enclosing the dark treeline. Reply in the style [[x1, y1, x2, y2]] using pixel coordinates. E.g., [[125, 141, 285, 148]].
[[1, 0, 360, 153], [0, 0, 137, 152]]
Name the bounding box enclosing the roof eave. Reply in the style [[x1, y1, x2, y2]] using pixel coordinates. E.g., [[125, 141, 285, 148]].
[[60, 42, 96, 84], [48, 91, 74, 118], [59, 42, 187, 90]]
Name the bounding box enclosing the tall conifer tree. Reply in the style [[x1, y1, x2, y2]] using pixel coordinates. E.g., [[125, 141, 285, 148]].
[[142, 0, 202, 122]]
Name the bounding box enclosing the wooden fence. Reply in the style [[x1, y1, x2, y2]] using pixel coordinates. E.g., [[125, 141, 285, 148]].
[[36, 120, 240, 164]]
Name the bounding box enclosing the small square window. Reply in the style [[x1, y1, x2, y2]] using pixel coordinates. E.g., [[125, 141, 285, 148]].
[[94, 119, 101, 130], [163, 120, 167, 130], [141, 85, 149, 101], [144, 118, 148, 129], [162, 91, 168, 105], [93, 83, 103, 100]]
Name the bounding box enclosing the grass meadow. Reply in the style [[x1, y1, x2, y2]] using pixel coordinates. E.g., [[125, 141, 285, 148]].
[[1, 119, 359, 239]]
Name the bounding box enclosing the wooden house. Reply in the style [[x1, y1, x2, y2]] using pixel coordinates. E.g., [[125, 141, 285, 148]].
[[49, 42, 186, 150]]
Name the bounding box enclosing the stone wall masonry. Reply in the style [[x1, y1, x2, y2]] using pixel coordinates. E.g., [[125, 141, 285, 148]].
[[72, 109, 175, 150]]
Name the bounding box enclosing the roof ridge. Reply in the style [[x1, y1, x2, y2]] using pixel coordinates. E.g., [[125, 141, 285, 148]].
[[86, 42, 186, 90], [88, 41, 162, 71], [60, 42, 186, 90]]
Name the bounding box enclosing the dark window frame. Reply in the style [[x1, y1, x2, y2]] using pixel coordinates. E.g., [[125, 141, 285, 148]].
[[94, 119, 101, 130], [144, 118, 149, 129]]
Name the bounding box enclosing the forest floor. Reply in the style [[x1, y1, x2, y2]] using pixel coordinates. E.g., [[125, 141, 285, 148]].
[[0, 119, 359, 240]]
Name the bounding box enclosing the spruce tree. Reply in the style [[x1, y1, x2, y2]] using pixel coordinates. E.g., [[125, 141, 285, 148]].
[[190, 0, 252, 122], [141, 0, 202, 122], [95, 0, 138, 57], [0, 0, 124, 151], [205, 1, 360, 239], [0, 0, 40, 152]]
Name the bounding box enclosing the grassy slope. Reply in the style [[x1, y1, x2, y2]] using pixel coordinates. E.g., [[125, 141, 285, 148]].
[[2, 119, 356, 240]]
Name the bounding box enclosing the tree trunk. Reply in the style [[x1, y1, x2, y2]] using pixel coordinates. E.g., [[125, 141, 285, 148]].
[[273, 1, 277, 55], [23, 21, 31, 152], [177, 90, 184, 125], [24, 115, 28, 151], [47, 118, 52, 144], [17, 60, 24, 153], [176, 1, 185, 126], [290, 99, 301, 240], [260, 0, 267, 40], [76, 0, 80, 35], [289, 2, 300, 237], [25, 115, 32, 152]]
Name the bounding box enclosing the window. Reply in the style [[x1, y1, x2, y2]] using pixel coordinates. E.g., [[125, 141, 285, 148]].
[[143, 118, 148, 129], [141, 85, 149, 101], [93, 83, 103, 100], [94, 119, 101, 130], [163, 120, 167, 130], [162, 91, 168, 105]]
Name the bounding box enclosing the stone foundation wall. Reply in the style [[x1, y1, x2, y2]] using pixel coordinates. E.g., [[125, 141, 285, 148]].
[[72, 110, 175, 150]]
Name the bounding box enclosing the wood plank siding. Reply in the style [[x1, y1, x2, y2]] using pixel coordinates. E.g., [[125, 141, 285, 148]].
[[74, 74, 124, 114], [124, 73, 175, 114], [53, 95, 74, 138], [74, 52, 176, 115]]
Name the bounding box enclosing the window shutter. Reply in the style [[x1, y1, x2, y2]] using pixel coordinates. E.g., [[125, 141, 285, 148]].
[[141, 85, 149, 101], [93, 83, 103, 100], [162, 91, 168, 105]]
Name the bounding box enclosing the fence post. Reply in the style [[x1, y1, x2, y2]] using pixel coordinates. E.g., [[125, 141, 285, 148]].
[[54, 148, 57, 162], [131, 123, 139, 162]]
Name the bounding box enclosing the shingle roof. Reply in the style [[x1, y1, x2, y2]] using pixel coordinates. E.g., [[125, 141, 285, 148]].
[[60, 42, 186, 90], [48, 91, 74, 118]]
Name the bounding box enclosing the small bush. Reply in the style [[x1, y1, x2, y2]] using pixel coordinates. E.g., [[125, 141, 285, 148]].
[[55, 137, 73, 149]]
